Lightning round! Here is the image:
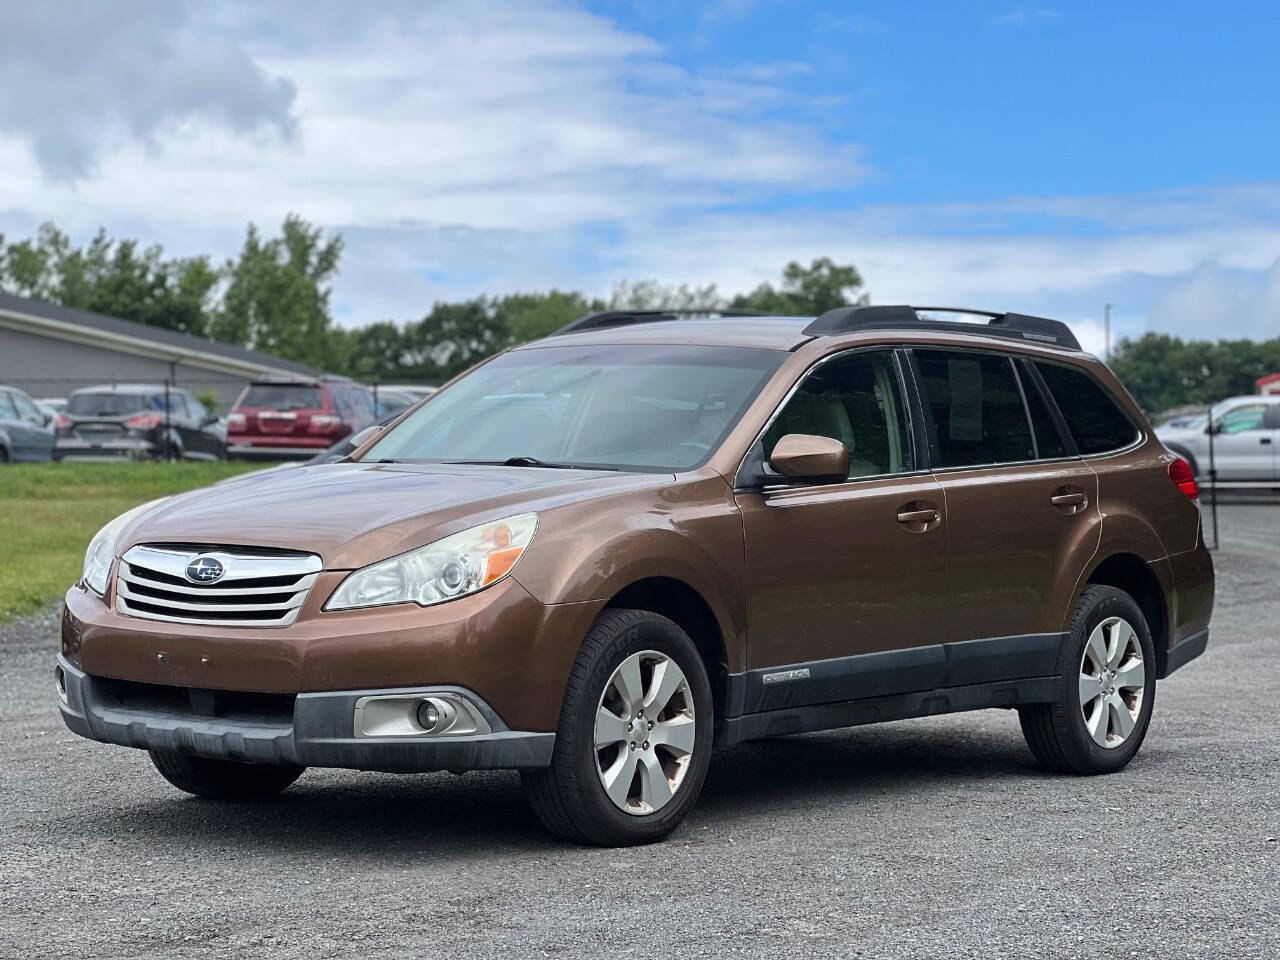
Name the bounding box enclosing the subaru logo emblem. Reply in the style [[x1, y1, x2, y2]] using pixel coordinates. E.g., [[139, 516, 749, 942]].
[[186, 556, 225, 583]]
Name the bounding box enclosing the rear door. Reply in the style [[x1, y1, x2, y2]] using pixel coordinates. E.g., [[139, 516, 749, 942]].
[[910, 348, 1100, 645], [736, 348, 951, 702], [9, 392, 54, 460], [1209, 402, 1274, 480]]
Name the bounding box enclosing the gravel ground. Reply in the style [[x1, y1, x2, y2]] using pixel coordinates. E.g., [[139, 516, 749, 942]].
[[2, 506, 1277, 959]]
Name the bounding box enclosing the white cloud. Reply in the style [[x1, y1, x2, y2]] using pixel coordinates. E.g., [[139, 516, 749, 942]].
[[0, 0, 295, 181], [0, 0, 1277, 350]]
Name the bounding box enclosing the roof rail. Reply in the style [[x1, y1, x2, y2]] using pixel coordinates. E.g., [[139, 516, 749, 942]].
[[553, 308, 776, 336], [803, 305, 1081, 350]]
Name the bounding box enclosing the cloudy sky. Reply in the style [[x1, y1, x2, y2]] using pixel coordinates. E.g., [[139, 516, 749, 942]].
[[1, 0, 1278, 353]]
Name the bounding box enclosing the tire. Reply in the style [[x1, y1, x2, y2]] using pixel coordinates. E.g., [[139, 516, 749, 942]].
[[0, 445, 9, 464], [521, 608, 714, 846], [1019, 585, 1157, 774], [148, 750, 305, 800]]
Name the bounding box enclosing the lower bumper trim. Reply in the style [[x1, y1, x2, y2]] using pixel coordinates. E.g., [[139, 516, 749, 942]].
[[56, 656, 554, 772]]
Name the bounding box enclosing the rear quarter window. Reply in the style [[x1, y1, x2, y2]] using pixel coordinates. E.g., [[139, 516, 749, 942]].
[[1034, 361, 1139, 455]]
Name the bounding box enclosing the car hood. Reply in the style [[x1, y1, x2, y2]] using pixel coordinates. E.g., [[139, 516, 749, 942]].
[[119, 462, 671, 569]]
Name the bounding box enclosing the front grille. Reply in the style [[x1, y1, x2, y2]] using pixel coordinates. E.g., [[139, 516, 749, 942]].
[[116, 545, 322, 627]]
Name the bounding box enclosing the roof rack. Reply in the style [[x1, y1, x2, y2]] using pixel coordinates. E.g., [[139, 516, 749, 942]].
[[804, 305, 1081, 350], [553, 308, 775, 336]]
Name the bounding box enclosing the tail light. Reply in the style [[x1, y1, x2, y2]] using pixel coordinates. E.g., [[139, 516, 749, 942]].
[[1168, 457, 1199, 500], [308, 415, 344, 434], [126, 413, 165, 430], [226, 413, 246, 431], [55, 414, 71, 429]]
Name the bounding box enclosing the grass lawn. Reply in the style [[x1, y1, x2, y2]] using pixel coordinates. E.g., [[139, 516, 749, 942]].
[[0, 461, 269, 622]]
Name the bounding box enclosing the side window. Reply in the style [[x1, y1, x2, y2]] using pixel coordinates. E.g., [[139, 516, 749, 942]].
[[914, 350, 1035, 467], [763, 350, 915, 479], [1019, 365, 1070, 459], [1216, 404, 1267, 435], [1034, 361, 1139, 455], [187, 397, 208, 423], [0, 393, 16, 420], [10, 393, 43, 423]]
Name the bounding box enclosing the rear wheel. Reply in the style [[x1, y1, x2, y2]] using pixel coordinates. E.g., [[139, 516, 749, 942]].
[[522, 608, 713, 846], [148, 750, 304, 800], [1019, 585, 1155, 774]]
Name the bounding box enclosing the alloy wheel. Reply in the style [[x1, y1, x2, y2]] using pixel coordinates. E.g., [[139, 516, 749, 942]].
[[1078, 616, 1146, 749], [594, 649, 696, 815]]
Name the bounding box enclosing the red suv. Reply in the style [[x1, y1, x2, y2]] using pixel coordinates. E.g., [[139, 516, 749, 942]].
[[226, 379, 375, 459]]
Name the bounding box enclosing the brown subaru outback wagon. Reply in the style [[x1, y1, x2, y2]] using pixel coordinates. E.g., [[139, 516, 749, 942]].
[[57, 305, 1214, 846]]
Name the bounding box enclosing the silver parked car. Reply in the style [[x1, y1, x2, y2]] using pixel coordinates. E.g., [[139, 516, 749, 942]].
[[1156, 395, 1280, 481], [0, 385, 56, 462]]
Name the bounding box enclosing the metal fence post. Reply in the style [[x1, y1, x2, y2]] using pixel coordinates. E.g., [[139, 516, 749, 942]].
[[1206, 403, 1219, 550], [164, 378, 173, 463]]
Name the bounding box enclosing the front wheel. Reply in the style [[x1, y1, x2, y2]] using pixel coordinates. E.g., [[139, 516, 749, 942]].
[[149, 750, 305, 800], [1019, 585, 1156, 774], [522, 608, 714, 846]]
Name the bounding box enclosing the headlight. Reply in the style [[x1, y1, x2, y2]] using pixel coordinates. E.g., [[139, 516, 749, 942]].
[[82, 498, 169, 595], [325, 513, 538, 611]]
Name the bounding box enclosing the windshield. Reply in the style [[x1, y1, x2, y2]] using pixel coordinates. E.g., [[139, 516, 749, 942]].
[[67, 392, 162, 416], [361, 343, 785, 471], [239, 385, 325, 410]]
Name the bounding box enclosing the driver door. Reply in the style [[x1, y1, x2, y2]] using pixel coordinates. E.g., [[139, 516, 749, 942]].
[[735, 348, 950, 707]]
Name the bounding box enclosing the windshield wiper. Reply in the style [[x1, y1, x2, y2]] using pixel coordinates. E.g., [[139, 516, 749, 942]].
[[444, 457, 619, 471]]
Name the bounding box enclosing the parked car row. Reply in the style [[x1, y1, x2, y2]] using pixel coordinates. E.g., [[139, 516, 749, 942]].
[[0, 379, 434, 463], [1155, 395, 1280, 482]]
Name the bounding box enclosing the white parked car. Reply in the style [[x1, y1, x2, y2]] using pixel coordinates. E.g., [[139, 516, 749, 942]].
[[1156, 395, 1280, 481]]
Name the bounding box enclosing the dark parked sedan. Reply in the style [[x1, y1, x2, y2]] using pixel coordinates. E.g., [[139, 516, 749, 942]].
[[0, 385, 56, 462], [55, 385, 225, 462]]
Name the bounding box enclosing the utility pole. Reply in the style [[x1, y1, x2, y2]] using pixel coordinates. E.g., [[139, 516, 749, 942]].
[[1104, 303, 1112, 362]]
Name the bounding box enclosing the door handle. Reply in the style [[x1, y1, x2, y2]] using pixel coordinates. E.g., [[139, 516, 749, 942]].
[[1261, 437, 1273, 445], [1050, 487, 1089, 515], [897, 508, 938, 523], [896, 501, 941, 532]]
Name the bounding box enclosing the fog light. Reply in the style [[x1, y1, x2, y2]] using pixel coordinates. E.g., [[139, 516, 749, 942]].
[[55, 666, 68, 706], [417, 699, 442, 732]]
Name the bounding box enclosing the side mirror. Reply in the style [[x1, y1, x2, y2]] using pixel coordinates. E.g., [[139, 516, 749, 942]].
[[769, 434, 849, 483], [41, 412, 54, 428], [349, 424, 384, 450]]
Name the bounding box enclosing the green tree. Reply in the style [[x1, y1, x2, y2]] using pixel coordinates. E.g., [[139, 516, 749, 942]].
[[1109, 333, 1280, 413], [212, 215, 344, 369], [499, 290, 605, 344], [607, 280, 722, 312], [730, 257, 866, 315], [0, 222, 219, 336]]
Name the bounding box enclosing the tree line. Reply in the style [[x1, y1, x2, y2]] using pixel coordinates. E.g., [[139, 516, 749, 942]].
[[1109, 334, 1280, 413], [1, 217, 1275, 412], [0, 217, 866, 383]]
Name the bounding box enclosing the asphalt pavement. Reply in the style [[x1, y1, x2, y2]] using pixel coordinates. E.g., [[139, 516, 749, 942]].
[[2, 506, 1277, 959]]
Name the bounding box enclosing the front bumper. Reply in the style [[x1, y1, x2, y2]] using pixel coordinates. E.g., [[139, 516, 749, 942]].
[[56, 655, 554, 772], [56, 437, 156, 459]]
